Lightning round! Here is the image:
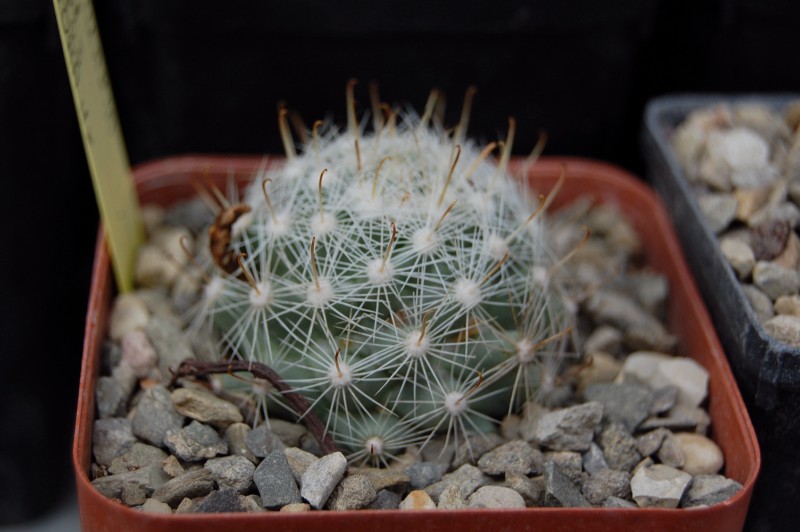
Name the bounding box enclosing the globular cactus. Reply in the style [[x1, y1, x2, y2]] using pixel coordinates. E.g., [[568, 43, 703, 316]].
[[189, 86, 574, 466]]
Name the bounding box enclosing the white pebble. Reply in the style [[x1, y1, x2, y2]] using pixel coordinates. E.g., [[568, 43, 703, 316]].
[[720, 238, 755, 280], [631, 464, 692, 509], [135, 244, 179, 288], [673, 433, 724, 476], [141, 204, 166, 236], [467, 486, 525, 509], [652, 358, 709, 408], [620, 352, 709, 408], [299, 452, 347, 510], [120, 330, 158, 378], [141, 498, 172, 514], [109, 294, 150, 341]]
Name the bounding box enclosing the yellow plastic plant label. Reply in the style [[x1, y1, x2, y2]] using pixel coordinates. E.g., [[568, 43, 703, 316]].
[[53, 0, 143, 292]]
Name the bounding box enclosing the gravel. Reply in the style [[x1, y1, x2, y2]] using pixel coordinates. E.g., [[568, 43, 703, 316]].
[[89, 192, 746, 513]]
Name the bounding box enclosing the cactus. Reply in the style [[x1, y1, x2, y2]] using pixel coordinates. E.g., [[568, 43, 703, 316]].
[[189, 87, 574, 466]]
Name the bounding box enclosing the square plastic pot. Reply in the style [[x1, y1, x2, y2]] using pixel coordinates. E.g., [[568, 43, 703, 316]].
[[642, 93, 799, 531], [75, 155, 759, 531]]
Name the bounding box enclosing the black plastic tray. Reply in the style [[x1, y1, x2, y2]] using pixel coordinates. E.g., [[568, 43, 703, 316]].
[[642, 93, 800, 532]]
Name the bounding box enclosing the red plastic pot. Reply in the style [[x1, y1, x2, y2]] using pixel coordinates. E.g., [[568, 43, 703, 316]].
[[76, 156, 759, 531]]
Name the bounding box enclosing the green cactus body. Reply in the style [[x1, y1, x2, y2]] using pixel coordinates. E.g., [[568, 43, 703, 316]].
[[192, 111, 572, 465]]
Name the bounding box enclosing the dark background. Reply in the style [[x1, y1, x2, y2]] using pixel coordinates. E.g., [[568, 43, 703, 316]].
[[0, 0, 798, 528]]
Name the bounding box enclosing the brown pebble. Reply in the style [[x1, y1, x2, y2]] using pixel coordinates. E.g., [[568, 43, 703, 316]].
[[751, 219, 791, 261]]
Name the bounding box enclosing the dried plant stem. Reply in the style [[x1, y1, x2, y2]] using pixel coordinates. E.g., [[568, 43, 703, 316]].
[[172, 359, 339, 455]]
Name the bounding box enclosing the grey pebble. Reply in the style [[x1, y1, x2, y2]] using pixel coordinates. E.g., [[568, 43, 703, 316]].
[[584, 383, 653, 433], [697, 193, 737, 234], [682, 474, 743, 508], [195, 488, 246, 513], [420, 436, 455, 467], [743, 283, 776, 323], [603, 496, 637, 508], [533, 402, 603, 452], [368, 489, 401, 510], [205, 455, 255, 494], [467, 486, 525, 509], [636, 428, 671, 457], [504, 472, 544, 507], [582, 443, 609, 475], [452, 432, 504, 467], [171, 387, 243, 428], [145, 318, 195, 380], [269, 418, 308, 447], [300, 452, 348, 509], [326, 475, 377, 510], [623, 321, 678, 354], [165, 197, 215, 234], [96, 376, 129, 419], [543, 451, 584, 485], [101, 340, 123, 374], [437, 484, 467, 509], [582, 469, 632, 505], [92, 466, 170, 500], [650, 386, 679, 415], [424, 464, 490, 502], [586, 290, 671, 348], [543, 461, 591, 508], [246, 423, 286, 458], [132, 385, 185, 447], [163, 420, 228, 462], [152, 468, 216, 507], [137, 289, 185, 330], [121, 482, 148, 506], [629, 271, 669, 316], [299, 432, 322, 456], [111, 361, 138, 397], [598, 423, 642, 472], [108, 442, 168, 475], [753, 261, 800, 300], [405, 461, 448, 490], [254, 450, 302, 509], [478, 439, 543, 475], [93, 418, 137, 466]]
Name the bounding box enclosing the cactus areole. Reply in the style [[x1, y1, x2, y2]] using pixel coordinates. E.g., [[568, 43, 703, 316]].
[[189, 90, 573, 466]]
